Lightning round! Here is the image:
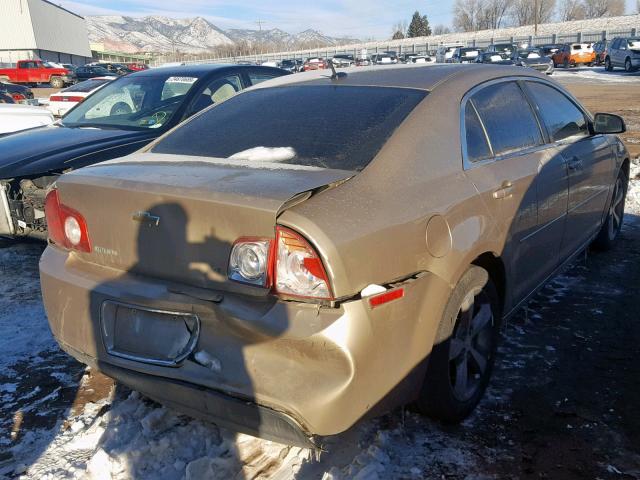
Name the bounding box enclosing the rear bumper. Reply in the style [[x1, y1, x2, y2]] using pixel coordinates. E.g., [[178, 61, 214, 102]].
[[40, 245, 451, 442]]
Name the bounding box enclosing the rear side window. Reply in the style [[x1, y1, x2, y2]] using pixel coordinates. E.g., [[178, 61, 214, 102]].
[[470, 81, 542, 156], [525, 82, 588, 141], [464, 103, 492, 162], [153, 86, 427, 171]]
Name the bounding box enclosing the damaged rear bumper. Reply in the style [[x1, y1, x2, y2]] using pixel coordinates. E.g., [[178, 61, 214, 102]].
[[40, 245, 451, 445]]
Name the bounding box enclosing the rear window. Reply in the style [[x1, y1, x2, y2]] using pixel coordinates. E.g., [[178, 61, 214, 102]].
[[152, 86, 426, 171], [62, 78, 111, 93]]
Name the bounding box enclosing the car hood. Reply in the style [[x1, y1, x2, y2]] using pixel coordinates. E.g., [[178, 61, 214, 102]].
[[0, 124, 154, 179]]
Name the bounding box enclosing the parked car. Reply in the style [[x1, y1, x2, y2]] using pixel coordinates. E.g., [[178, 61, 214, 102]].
[[515, 48, 554, 74], [332, 54, 355, 67], [436, 44, 465, 63], [126, 63, 149, 72], [451, 47, 482, 63], [92, 63, 134, 76], [39, 64, 630, 448], [604, 37, 640, 72], [486, 43, 518, 57], [475, 52, 516, 65], [407, 55, 435, 64], [371, 53, 395, 65], [0, 104, 54, 135], [47, 77, 115, 117], [355, 56, 371, 66], [0, 64, 289, 240], [0, 59, 76, 88], [75, 65, 117, 81], [552, 43, 596, 68], [0, 92, 15, 104], [279, 59, 301, 73], [0, 80, 35, 103], [539, 44, 563, 57], [592, 40, 609, 66], [303, 57, 328, 70]]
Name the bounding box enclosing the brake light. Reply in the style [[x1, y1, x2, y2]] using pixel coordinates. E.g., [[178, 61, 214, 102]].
[[12, 93, 26, 102], [44, 189, 91, 252], [50, 95, 83, 102], [274, 226, 332, 300]]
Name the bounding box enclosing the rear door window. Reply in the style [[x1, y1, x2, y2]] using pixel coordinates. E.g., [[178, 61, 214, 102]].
[[464, 102, 492, 162], [525, 82, 588, 142], [470, 81, 542, 156], [153, 85, 427, 171]]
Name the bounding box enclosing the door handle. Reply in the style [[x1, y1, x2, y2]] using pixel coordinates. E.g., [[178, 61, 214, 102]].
[[568, 156, 583, 171], [493, 181, 514, 199]]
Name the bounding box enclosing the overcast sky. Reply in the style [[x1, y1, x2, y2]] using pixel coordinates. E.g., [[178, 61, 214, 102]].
[[58, 0, 637, 40]]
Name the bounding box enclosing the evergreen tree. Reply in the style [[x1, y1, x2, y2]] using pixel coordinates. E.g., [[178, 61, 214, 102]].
[[407, 11, 432, 37]]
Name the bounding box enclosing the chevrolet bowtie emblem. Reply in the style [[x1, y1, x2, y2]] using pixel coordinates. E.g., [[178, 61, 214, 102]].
[[132, 211, 160, 227]]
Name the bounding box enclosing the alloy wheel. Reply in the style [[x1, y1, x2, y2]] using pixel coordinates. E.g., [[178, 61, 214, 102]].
[[625, 58, 633, 73], [449, 289, 495, 402], [608, 177, 625, 240]]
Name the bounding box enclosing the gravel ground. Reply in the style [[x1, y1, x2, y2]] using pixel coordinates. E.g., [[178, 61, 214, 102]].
[[1, 72, 639, 480]]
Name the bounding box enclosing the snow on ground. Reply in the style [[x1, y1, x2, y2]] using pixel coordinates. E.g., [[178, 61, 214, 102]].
[[552, 66, 640, 84]]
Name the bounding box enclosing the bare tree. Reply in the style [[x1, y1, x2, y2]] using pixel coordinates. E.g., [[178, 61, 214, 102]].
[[557, 0, 585, 20], [391, 21, 407, 39], [453, 0, 484, 32], [510, 0, 556, 26], [582, 0, 625, 17], [482, 0, 513, 29], [432, 24, 452, 35]]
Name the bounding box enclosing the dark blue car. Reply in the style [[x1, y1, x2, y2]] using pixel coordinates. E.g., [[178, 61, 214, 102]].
[[0, 64, 288, 240]]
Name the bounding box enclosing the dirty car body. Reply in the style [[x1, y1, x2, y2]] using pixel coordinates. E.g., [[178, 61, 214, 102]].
[[40, 65, 630, 448], [0, 64, 288, 240]]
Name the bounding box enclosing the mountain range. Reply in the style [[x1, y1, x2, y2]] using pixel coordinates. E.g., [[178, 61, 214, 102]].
[[86, 15, 358, 54]]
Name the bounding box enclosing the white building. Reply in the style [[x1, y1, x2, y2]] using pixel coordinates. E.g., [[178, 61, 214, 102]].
[[0, 0, 92, 66]]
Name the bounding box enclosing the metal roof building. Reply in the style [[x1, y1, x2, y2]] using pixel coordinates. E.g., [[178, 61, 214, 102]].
[[0, 0, 92, 66]]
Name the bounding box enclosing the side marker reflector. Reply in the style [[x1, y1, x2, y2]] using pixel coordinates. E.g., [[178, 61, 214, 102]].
[[369, 288, 404, 308]]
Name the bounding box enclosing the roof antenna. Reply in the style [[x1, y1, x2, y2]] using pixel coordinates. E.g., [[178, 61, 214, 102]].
[[328, 59, 347, 80]]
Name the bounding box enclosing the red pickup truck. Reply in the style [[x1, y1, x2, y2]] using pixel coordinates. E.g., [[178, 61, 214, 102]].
[[0, 60, 76, 88]]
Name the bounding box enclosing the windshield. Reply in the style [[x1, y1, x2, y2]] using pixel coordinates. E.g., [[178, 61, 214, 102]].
[[628, 38, 640, 48], [152, 86, 427, 171], [61, 73, 200, 130]]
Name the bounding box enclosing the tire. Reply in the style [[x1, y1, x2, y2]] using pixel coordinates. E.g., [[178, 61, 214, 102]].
[[563, 58, 569, 68], [605, 57, 613, 71], [625, 57, 634, 73], [110, 102, 132, 116], [50, 76, 64, 89], [416, 266, 501, 423], [593, 169, 628, 251]]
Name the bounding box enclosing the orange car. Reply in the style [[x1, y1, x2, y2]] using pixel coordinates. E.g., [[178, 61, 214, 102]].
[[552, 43, 596, 67], [303, 57, 328, 71]]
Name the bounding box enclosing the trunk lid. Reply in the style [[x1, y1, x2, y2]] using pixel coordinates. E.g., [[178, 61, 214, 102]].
[[56, 153, 353, 292]]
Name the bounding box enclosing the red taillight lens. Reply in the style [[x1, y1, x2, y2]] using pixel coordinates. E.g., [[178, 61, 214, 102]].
[[12, 93, 26, 101], [274, 226, 332, 300], [44, 189, 91, 252], [49, 96, 63, 102], [50, 95, 83, 103]]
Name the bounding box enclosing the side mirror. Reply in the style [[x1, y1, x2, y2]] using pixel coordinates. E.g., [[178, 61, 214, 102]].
[[593, 113, 626, 134]]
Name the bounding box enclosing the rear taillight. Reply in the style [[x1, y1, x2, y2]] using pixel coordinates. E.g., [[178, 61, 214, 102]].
[[50, 95, 83, 103], [228, 226, 333, 300], [49, 96, 63, 102], [274, 226, 332, 300], [44, 189, 91, 252], [11, 93, 25, 102]]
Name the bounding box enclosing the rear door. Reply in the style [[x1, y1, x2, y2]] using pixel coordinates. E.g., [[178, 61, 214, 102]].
[[462, 80, 558, 302], [524, 80, 613, 259], [611, 38, 623, 67]]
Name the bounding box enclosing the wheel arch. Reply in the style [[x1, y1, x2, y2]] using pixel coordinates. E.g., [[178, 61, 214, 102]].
[[471, 252, 506, 315]]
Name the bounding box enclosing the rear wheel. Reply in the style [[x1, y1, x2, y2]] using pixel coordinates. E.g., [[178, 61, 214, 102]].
[[563, 58, 569, 68], [625, 58, 635, 73], [50, 76, 64, 89], [605, 57, 613, 71], [593, 169, 628, 250], [417, 266, 501, 422]]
